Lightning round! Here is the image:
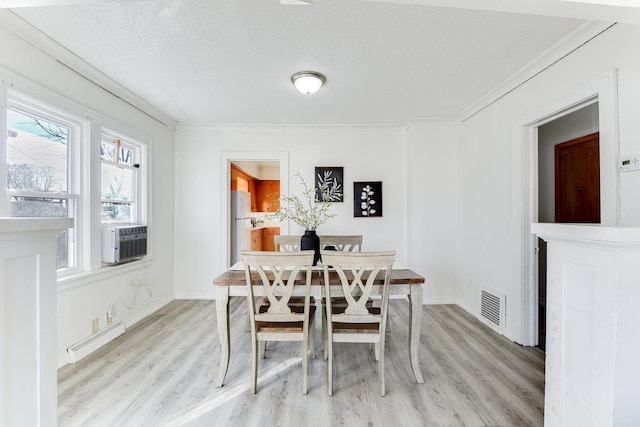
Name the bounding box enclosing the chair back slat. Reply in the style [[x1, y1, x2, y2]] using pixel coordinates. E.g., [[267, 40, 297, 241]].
[[273, 235, 301, 252], [320, 235, 362, 252]]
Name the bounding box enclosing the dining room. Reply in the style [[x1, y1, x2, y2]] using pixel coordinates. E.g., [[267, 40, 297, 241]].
[[3, 1, 640, 426]]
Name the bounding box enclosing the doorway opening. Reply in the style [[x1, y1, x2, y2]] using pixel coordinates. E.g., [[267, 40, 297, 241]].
[[220, 151, 288, 268], [514, 70, 618, 347], [535, 104, 600, 350], [229, 160, 281, 264]]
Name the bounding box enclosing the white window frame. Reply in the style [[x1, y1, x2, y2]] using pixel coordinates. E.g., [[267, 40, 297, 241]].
[[6, 90, 84, 273]]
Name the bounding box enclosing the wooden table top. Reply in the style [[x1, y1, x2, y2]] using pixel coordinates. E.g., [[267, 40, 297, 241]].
[[214, 268, 425, 287]]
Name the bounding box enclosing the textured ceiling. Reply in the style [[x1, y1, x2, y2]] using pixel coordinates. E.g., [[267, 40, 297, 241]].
[[11, 0, 590, 124]]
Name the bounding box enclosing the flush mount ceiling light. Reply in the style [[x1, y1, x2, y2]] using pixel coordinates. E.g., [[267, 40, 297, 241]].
[[291, 71, 326, 95]]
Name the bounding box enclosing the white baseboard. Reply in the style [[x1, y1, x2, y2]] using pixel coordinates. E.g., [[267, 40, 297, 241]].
[[58, 295, 175, 368], [67, 321, 125, 363], [174, 292, 216, 300], [422, 298, 456, 305]]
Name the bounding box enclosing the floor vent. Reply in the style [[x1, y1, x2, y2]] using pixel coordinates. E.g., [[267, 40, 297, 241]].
[[480, 287, 505, 332], [67, 321, 125, 363]]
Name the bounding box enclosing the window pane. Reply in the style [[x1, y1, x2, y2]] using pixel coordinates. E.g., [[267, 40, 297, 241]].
[[119, 145, 134, 166], [11, 197, 71, 268], [7, 108, 69, 193], [56, 230, 70, 269], [100, 140, 115, 161], [101, 202, 133, 223], [101, 162, 135, 201], [100, 138, 134, 166], [10, 196, 68, 217]]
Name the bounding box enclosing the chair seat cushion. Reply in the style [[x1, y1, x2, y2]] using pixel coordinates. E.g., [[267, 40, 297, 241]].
[[331, 322, 380, 333], [321, 296, 374, 306], [323, 303, 380, 316], [256, 302, 316, 332], [323, 304, 381, 333], [260, 296, 315, 306]]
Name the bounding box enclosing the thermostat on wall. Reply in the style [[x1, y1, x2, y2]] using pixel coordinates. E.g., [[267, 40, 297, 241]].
[[620, 154, 640, 172]]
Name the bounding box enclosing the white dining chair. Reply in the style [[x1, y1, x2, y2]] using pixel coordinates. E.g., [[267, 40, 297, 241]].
[[321, 250, 395, 396], [242, 250, 316, 394], [319, 235, 370, 359]]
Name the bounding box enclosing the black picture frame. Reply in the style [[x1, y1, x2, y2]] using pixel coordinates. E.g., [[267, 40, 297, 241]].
[[353, 181, 382, 217], [315, 166, 344, 202]]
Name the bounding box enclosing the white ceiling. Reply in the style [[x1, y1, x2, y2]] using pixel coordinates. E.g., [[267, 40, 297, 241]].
[[4, 0, 635, 125]]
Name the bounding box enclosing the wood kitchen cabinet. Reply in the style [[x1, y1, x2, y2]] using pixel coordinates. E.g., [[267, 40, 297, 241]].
[[250, 229, 263, 251], [230, 164, 279, 213], [263, 227, 280, 251], [250, 227, 280, 251], [255, 180, 280, 212]]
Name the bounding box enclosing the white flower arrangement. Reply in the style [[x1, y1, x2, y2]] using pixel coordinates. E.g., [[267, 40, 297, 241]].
[[269, 171, 336, 231]]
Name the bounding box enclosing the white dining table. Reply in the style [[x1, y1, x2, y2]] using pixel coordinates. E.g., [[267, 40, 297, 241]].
[[213, 262, 425, 387]]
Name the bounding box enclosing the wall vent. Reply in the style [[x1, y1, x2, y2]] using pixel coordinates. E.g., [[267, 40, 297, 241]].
[[480, 286, 505, 332], [67, 321, 125, 363]]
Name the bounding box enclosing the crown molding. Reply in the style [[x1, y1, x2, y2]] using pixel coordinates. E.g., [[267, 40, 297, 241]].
[[175, 121, 408, 133], [453, 20, 616, 123]]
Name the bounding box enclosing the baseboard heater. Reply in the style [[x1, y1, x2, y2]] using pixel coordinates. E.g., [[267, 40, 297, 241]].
[[67, 321, 125, 363]]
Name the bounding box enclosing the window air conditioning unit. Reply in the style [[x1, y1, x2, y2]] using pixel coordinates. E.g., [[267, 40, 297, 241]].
[[102, 225, 148, 264]]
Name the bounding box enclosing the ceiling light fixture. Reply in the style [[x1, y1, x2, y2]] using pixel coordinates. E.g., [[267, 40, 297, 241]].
[[291, 71, 326, 95]]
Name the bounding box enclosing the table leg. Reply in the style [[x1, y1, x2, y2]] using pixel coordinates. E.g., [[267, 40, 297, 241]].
[[409, 284, 425, 383], [214, 286, 231, 387]]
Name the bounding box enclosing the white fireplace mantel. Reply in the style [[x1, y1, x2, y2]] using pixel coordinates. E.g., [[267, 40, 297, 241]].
[[532, 223, 640, 427], [1, 217, 73, 427]]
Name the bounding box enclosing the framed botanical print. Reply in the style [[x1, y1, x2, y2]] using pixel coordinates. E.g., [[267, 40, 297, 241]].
[[315, 166, 344, 202], [354, 181, 382, 217]]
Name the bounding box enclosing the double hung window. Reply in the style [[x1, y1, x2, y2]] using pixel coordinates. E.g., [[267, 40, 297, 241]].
[[6, 97, 80, 270], [100, 131, 143, 224]]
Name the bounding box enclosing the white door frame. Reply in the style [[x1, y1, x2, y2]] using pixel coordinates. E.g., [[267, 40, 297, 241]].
[[220, 151, 289, 268], [512, 70, 619, 346]]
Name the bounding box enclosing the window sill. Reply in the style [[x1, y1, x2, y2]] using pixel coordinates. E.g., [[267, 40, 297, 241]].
[[57, 256, 155, 292]]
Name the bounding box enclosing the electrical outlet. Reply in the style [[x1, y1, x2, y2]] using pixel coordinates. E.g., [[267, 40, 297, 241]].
[[106, 310, 112, 325], [92, 318, 99, 334]]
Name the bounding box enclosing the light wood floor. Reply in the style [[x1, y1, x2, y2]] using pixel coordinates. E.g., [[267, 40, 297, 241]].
[[58, 299, 545, 426]]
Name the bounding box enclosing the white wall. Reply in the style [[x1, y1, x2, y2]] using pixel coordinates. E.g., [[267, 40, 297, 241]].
[[0, 24, 177, 367], [173, 125, 432, 298], [455, 23, 640, 342], [405, 121, 458, 303]]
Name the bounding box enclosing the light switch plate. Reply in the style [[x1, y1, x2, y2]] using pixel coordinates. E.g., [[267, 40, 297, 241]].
[[620, 154, 640, 172]]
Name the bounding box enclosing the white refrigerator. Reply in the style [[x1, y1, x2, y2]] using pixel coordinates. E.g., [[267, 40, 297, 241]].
[[230, 190, 252, 265]]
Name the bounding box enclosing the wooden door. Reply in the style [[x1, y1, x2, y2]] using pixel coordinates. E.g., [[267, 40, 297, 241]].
[[555, 132, 600, 223]]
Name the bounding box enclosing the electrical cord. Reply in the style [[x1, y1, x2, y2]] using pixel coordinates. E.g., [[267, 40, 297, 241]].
[[107, 279, 153, 320]]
